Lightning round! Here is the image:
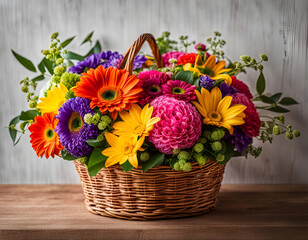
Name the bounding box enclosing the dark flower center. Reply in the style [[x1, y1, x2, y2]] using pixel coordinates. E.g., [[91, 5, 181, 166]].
[[68, 112, 84, 133], [45, 129, 54, 139], [172, 87, 185, 95], [149, 85, 160, 93], [209, 111, 222, 122], [102, 90, 117, 101]]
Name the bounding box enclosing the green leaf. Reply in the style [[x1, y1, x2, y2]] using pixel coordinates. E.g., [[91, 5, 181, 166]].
[[267, 106, 290, 113], [61, 149, 78, 161], [84, 41, 102, 58], [31, 75, 45, 82], [19, 110, 38, 121], [279, 97, 298, 106], [121, 161, 134, 172], [43, 58, 54, 75], [65, 51, 84, 61], [256, 72, 265, 95], [9, 115, 20, 143], [217, 141, 234, 165], [270, 92, 282, 102], [38, 59, 46, 74], [142, 152, 165, 172], [86, 139, 104, 148], [81, 31, 94, 45], [61, 36, 76, 48], [174, 71, 194, 84], [87, 148, 107, 176], [11, 50, 37, 72], [260, 95, 275, 104]]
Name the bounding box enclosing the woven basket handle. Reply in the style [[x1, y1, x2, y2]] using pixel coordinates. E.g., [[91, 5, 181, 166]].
[[120, 33, 163, 74]]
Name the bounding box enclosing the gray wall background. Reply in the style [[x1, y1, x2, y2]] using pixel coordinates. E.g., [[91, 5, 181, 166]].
[[0, 0, 307, 184]]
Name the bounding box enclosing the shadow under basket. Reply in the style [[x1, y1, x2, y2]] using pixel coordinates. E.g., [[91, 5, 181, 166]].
[[74, 160, 225, 220]]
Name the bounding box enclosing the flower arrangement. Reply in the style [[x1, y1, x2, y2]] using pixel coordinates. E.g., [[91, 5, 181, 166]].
[[9, 31, 300, 176]]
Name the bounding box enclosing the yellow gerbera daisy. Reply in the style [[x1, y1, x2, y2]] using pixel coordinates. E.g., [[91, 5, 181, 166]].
[[192, 87, 246, 134], [102, 132, 144, 168], [183, 55, 232, 85], [37, 83, 68, 114], [112, 104, 160, 138]]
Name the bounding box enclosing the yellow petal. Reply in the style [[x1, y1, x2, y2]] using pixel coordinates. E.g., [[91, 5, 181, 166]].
[[102, 147, 116, 156], [216, 96, 232, 115], [146, 117, 160, 129], [128, 154, 138, 168], [210, 87, 222, 110], [105, 154, 122, 167], [119, 110, 135, 125], [192, 101, 207, 117], [201, 88, 212, 113], [212, 61, 226, 74], [129, 104, 142, 123], [223, 105, 246, 121], [224, 117, 245, 126], [105, 132, 119, 148], [219, 122, 234, 134], [204, 55, 216, 69], [119, 155, 129, 165]]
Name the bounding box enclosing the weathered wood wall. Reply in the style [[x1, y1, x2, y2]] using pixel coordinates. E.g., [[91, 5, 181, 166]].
[[0, 0, 307, 183]]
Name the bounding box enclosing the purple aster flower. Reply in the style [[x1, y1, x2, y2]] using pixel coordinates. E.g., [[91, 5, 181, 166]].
[[199, 75, 213, 89], [162, 80, 197, 102], [69, 54, 101, 74], [137, 70, 170, 105], [219, 82, 238, 96], [132, 55, 147, 69], [55, 97, 99, 157], [99, 51, 123, 68], [224, 126, 252, 153]]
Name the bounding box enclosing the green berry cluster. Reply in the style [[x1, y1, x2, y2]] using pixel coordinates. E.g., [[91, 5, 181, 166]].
[[206, 31, 226, 59], [232, 53, 268, 74], [156, 31, 179, 54], [84, 113, 113, 131], [59, 72, 80, 98], [20, 77, 39, 108], [171, 150, 192, 172]]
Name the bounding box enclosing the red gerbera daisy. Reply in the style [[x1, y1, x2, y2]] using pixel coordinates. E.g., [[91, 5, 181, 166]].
[[177, 53, 199, 65], [72, 66, 142, 120], [28, 112, 63, 158]]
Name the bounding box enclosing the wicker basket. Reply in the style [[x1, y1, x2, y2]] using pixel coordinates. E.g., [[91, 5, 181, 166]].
[[75, 33, 226, 220]]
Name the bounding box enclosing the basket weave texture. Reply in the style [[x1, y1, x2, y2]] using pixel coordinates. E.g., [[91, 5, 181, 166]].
[[75, 160, 225, 220]]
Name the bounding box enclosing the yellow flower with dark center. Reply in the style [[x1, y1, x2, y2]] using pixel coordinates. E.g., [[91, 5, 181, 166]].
[[37, 83, 68, 114], [112, 104, 160, 138], [102, 132, 144, 168], [192, 87, 246, 134], [183, 55, 232, 85]]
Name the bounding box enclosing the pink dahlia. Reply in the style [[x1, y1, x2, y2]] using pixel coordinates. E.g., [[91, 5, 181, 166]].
[[161, 51, 185, 67], [137, 70, 170, 105], [149, 96, 202, 154], [231, 93, 261, 137], [162, 80, 197, 102], [231, 76, 253, 99]]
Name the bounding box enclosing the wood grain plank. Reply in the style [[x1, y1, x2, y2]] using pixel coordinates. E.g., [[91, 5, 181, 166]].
[[0, 184, 307, 240]]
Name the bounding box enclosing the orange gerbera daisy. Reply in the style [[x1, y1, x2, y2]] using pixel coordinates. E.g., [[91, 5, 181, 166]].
[[28, 112, 63, 158], [72, 66, 142, 120]]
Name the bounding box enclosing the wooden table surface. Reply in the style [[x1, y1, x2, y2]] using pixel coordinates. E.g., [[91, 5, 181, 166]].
[[0, 184, 307, 240]]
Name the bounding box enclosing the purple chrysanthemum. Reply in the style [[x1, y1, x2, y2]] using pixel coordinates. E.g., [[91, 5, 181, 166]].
[[219, 82, 238, 96], [137, 70, 170, 105], [162, 80, 197, 102], [99, 51, 123, 68], [199, 75, 213, 89], [224, 126, 252, 153], [69, 54, 101, 74], [55, 97, 99, 157]]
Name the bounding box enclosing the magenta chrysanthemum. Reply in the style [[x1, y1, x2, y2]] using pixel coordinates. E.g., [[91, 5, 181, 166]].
[[162, 80, 197, 102], [161, 51, 185, 67], [149, 96, 202, 154], [137, 70, 170, 105]]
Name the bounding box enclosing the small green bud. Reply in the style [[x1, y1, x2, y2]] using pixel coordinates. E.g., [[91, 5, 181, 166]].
[[258, 65, 264, 71], [56, 58, 64, 65], [173, 149, 181, 155], [198, 137, 207, 144], [162, 31, 170, 38], [206, 37, 212, 43], [211, 129, 225, 141], [63, 49, 68, 54], [193, 143, 204, 153], [173, 162, 181, 171], [46, 54, 52, 60], [51, 75, 61, 84], [50, 48, 57, 54], [250, 58, 257, 64], [279, 114, 285, 124], [285, 131, 293, 140], [178, 151, 190, 161], [54, 66, 64, 75], [260, 54, 268, 61], [100, 115, 112, 125], [9, 124, 16, 130], [203, 131, 212, 140], [182, 163, 192, 172], [195, 154, 207, 166], [96, 132, 105, 141], [84, 113, 93, 124], [79, 156, 88, 164], [211, 141, 222, 152], [19, 121, 27, 132], [98, 121, 107, 130], [214, 31, 221, 37], [293, 130, 300, 137], [216, 154, 225, 162], [272, 125, 280, 135], [240, 55, 251, 63], [65, 90, 75, 99], [21, 86, 28, 93], [287, 124, 292, 129], [29, 101, 37, 108], [42, 50, 49, 55], [33, 96, 39, 101], [92, 113, 101, 125], [50, 42, 58, 48], [140, 152, 150, 162], [51, 32, 59, 40]]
